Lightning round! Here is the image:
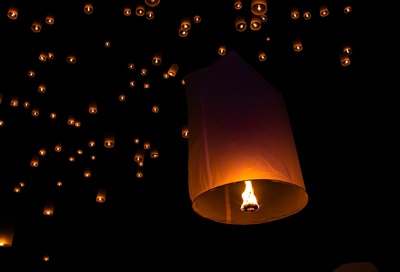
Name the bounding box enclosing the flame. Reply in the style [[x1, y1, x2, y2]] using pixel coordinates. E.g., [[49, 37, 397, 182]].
[[240, 180, 259, 212]]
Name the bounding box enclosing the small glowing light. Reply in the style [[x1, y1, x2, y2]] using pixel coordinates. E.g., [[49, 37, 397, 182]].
[[240, 180, 259, 212]]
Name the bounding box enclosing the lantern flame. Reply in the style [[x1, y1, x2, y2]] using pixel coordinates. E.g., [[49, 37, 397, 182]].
[[240, 180, 259, 212]]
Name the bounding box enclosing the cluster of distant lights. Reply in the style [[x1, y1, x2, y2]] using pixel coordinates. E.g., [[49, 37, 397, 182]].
[[0, 0, 353, 262]]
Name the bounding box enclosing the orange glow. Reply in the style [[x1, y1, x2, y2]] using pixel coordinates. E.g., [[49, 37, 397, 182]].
[[241, 180, 259, 212]]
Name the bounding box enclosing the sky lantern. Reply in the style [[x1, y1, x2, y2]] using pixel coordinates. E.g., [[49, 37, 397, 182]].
[[0, 215, 15, 247], [184, 50, 308, 225]]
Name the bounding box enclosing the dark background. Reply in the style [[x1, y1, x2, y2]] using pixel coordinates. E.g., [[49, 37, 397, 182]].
[[0, 1, 390, 271]]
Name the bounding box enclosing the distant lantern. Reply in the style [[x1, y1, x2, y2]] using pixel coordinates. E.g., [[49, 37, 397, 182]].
[[319, 5, 329, 17], [124, 7, 131, 16], [134, 138, 140, 144], [344, 5, 352, 14], [31, 21, 42, 33], [30, 155, 39, 167], [31, 107, 39, 117], [343, 44, 352, 55], [258, 51, 267, 61], [43, 201, 54, 215], [67, 116, 75, 125], [163, 72, 169, 79], [145, 9, 154, 20], [7, 7, 18, 19], [10, 97, 18, 107], [129, 80, 136, 87], [128, 63, 134, 69], [193, 15, 201, 23], [104, 41, 111, 47], [0, 120, 4, 126], [168, 63, 179, 77], [135, 5, 145, 16], [89, 101, 97, 114], [144, 0, 160, 7], [56, 181, 62, 186], [251, 0, 267, 16], [66, 55, 76, 64], [0, 215, 15, 247], [234, 0, 242, 10], [68, 156, 75, 162], [291, 7, 299, 19], [152, 52, 162, 66], [235, 16, 247, 32], [218, 45, 226, 56], [75, 121, 81, 128], [14, 185, 21, 193], [38, 84, 46, 93], [50, 112, 57, 119], [293, 39, 303, 52], [43, 255, 50, 261], [45, 14, 54, 25], [84, 168, 91, 178], [143, 140, 151, 150], [303, 11, 311, 20], [23, 101, 30, 108], [84, 3, 93, 14], [19, 181, 25, 187], [96, 188, 106, 203], [250, 15, 262, 30], [91, 155, 96, 160], [184, 50, 307, 225], [39, 148, 46, 156], [55, 143, 62, 152], [178, 27, 189, 37], [134, 149, 145, 163], [340, 53, 351, 66], [260, 14, 268, 22], [28, 70, 35, 77], [104, 133, 115, 148], [181, 17, 191, 30], [136, 169, 143, 178], [152, 104, 159, 113], [150, 147, 159, 158], [88, 140, 95, 147], [181, 125, 189, 138], [140, 68, 147, 75], [118, 94, 126, 101], [47, 51, 55, 60], [39, 53, 47, 61]]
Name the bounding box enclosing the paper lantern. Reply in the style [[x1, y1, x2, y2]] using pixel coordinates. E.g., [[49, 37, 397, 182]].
[[333, 262, 379, 272], [251, 0, 267, 16], [0, 215, 15, 247], [184, 50, 307, 225], [7, 7, 18, 19], [96, 188, 106, 203], [43, 201, 54, 215]]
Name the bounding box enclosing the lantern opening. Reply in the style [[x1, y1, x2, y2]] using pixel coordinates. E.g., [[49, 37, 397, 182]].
[[241, 180, 259, 212]]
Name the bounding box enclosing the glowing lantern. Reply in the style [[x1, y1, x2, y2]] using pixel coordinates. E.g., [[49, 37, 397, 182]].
[[218, 45, 226, 56], [291, 7, 299, 19], [143, 140, 151, 150], [96, 188, 106, 203], [340, 53, 351, 66], [124, 7, 132, 16], [67, 116, 75, 125], [39, 148, 46, 156], [293, 39, 303, 52], [136, 169, 143, 178], [31, 21, 42, 33], [89, 101, 97, 114], [181, 125, 189, 138], [150, 147, 159, 158], [45, 14, 54, 25], [184, 50, 307, 225], [235, 16, 247, 32], [84, 3, 93, 14], [193, 15, 201, 23], [152, 52, 162, 66], [43, 255, 50, 261], [50, 112, 57, 119], [145, 10, 154, 20], [178, 27, 189, 37], [0, 215, 15, 247], [258, 51, 267, 61], [30, 155, 39, 167], [250, 15, 262, 31], [168, 63, 179, 77], [104, 133, 115, 148], [251, 0, 267, 16], [134, 149, 145, 163], [43, 201, 54, 215], [31, 107, 39, 117], [66, 55, 76, 64], [14, 185, 20, 193], [344, 5, 352, 14], [55, 143, 62, 152], [303, 11, 311, 20], [7, 7, 18, 19], [181, 17, 191, 30], [319, 5, 329, 17], [38, 84, 46, 93], [144, 0, 160, 7], [135, 5, 145, 16], [234, 1, 242, 10], [10, 97, 18, 107], [84, 168, 91, 178]]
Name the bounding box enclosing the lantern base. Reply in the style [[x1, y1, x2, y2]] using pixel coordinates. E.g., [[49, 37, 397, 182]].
[[241, 203, 259, 212]]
